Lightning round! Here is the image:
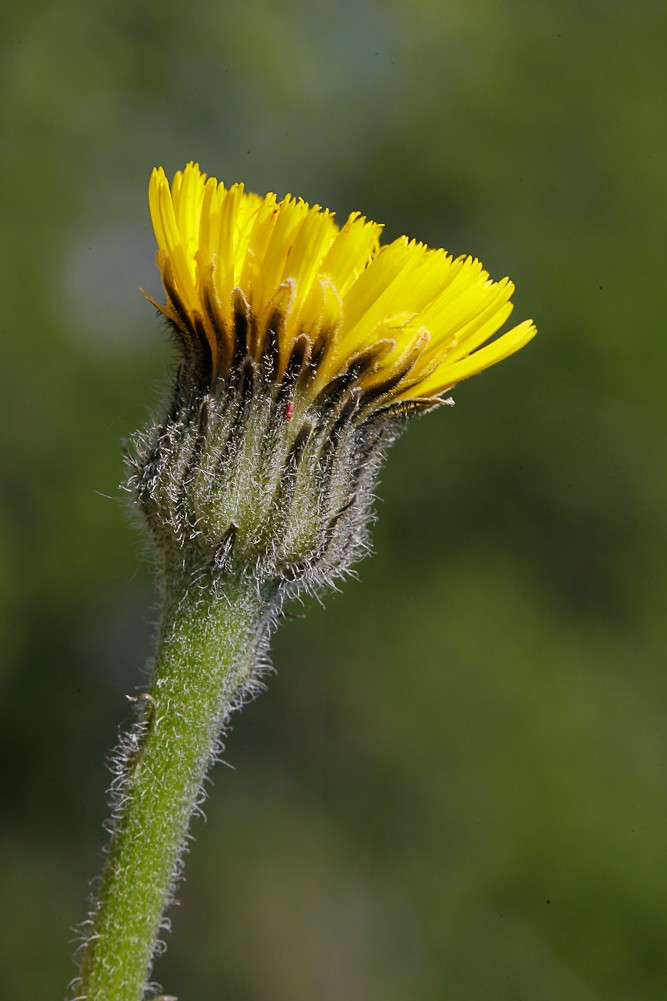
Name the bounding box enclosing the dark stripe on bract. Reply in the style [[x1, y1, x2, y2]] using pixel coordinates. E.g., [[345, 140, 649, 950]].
[[314, 392, 361, 507], [326, 491, 358, 534], [176, 395, 211, 517], [192, 314, 214, 385], [162, 267, 213, 384], [335, 387, 362, 428], [296, 328, 331, 391], [314, 358, 371, 410], [261, 310, 283, 379], [202, 281, 234, 382], [310, 340, 394, 412], [162, 267, 195, 338], [365, 396, 442, 422], [283, 334, 311, 384], [357, 367, 412, 408], [213, 521, 238, 571], [286, 420, 314, 468], [308, 331, 330, 374], [319, 389, 361, 475], [240, 357, 257, 404], [231, 293, 250, 366]]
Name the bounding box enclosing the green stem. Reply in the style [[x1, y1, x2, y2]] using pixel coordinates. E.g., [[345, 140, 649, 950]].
[[76, 571, 271, 1001]]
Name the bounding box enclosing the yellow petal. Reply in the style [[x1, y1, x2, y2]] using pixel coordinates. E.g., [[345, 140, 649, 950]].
[[147, 164, 537, 400]]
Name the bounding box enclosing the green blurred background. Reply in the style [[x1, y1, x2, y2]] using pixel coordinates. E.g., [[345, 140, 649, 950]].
[[2, 1, 666, 998]]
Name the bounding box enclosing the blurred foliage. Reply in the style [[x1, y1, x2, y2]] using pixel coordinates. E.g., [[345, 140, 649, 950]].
[[1, 0, 666, 998]]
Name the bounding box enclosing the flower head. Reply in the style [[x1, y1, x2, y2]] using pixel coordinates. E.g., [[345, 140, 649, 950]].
[[130, 163, 536, 597], [148, 162, 535, 417]]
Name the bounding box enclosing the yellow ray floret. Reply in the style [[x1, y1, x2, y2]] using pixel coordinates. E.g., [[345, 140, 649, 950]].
[[148, 162, 536, 406]]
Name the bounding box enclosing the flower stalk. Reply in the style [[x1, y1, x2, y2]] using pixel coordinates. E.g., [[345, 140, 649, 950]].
[[76, 570, 273, 1001]]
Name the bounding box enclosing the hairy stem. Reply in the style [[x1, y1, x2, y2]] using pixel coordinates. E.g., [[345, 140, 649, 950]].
[[75, 571, 271, 1001]]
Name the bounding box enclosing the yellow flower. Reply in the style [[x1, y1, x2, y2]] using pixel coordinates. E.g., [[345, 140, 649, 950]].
[[148, 162, 536, 413]]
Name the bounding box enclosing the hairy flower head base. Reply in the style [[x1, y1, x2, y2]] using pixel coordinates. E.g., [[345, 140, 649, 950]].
[[130, 163, 536, 598]]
